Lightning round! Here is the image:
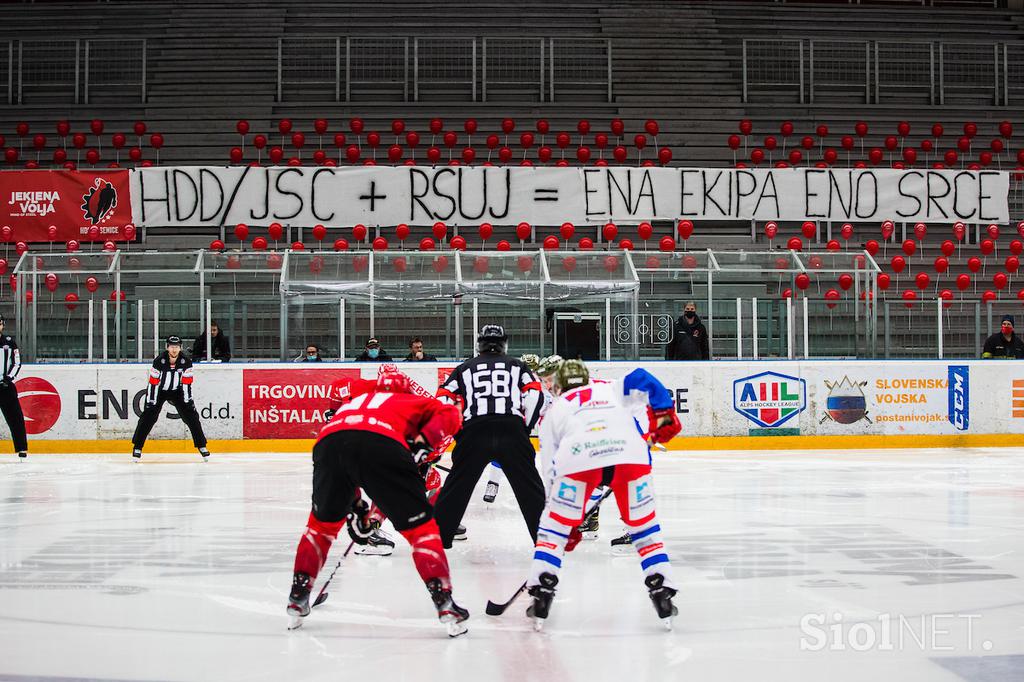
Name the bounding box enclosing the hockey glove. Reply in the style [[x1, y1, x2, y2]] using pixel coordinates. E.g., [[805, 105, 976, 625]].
[[409, 436, 440, 473], [565, 526, 583, 552], [647, 407, 681, 444], [346, 498, 379, 545]]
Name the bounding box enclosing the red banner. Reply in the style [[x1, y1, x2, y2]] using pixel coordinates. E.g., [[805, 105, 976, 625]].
[[242, 367, 359, 439], [0, 170, 133, 242]]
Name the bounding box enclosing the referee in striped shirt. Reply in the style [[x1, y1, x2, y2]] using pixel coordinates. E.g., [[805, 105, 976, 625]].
[[434, 324, 544, 547], [0, 316, 27, 458], [131, 335, 209, 460]]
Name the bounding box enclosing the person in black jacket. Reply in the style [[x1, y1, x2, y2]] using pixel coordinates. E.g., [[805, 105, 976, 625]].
[[192, 321, 231, 362], [354, 337, 393, 362], [665, 301, 710, 361], [0, 316, 27, 459], [300, 344, 323, 362], [434, 324, 545, 548], [132, 336, 209, 460], [404, 337, 438, 362], [982, 315, 1024, 359]]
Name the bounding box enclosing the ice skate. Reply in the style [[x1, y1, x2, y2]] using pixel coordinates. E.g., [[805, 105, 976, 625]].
[[198, 447, 210, 460], [453, 524, 468, 541], [354, 528, 395, 556], [17, 450, 26, 459], [286, 572, 312, 630], [526, 572, 558, 631], [645, 573, 678, 630], [610, 531, 632, 554], [578, 514, 599, 540], [132, 448, 142, 461], [482, 481, 499, 503], [426, 578, 469, 637]]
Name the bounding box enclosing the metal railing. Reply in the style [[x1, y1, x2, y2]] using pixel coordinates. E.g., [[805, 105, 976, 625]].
[[414, 36, 476, 102], [482, 36, 545, 102], [83, 38, 146, 104], [875, 40, 935, 104], [0, 40, 13, 105], [8, 38, 145, 105], [547, 37, 612, 103], [277, 36, 611, 103], [743, 37, 1008, 105], [742, 38, 803, 103]]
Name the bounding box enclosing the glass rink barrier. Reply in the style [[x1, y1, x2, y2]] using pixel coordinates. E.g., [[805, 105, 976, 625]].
[[8, 246, 1012, 362]]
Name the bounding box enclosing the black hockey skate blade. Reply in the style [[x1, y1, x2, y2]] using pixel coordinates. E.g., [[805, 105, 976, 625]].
[[313, 591, 329, 607]]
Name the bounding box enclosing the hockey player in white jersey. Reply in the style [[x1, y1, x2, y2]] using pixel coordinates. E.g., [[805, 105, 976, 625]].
[[527, 360, 681, 630]]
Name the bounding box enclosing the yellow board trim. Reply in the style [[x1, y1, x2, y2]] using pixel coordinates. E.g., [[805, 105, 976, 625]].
[[6, 432, 1024, 455]]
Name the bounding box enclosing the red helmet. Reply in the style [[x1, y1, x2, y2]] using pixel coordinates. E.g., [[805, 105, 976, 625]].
[[376, 371, 412, 394]]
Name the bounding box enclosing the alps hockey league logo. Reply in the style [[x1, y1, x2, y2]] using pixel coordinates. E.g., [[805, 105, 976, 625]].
[[819, 376, 871, 425], [80, 178, 118, 225], [733, 371, 807, 428]]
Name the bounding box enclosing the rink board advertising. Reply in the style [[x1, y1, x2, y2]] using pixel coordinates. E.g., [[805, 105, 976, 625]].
[[8, 360, 1021, 443]]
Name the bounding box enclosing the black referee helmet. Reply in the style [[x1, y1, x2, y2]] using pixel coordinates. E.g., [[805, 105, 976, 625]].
[[477, 324, 507, 354]]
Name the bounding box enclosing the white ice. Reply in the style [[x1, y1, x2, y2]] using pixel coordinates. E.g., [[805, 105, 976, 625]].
[[2, 449, 1023, 682]]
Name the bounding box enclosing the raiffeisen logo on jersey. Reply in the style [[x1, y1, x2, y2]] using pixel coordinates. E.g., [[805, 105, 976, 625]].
[[733, 371, 807, 429]]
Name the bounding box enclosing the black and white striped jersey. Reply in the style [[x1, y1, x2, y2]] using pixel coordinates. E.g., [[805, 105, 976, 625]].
[[0, 335, 20, 383], [146, 352, 195, 403], [438, 353, 543, 430]]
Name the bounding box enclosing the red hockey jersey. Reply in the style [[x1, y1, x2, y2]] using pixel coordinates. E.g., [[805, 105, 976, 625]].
[[327, 376, 378, 412], [318, 390, 462, 450]]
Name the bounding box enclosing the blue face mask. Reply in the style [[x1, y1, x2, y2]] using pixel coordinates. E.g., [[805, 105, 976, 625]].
[[367, 348, 380, 359], [307, 354, 318, 361]]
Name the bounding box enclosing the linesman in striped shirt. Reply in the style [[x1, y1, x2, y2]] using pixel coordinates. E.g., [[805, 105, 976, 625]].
[[434, 324, 544, 547], [132, 335, 209, 460], [0, 316, 27, 458]]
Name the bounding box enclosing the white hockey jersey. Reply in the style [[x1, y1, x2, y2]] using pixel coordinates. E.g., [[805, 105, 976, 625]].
[[538, 368, 674, 493]]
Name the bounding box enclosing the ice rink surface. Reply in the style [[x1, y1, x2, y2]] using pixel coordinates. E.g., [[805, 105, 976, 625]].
[[1, 448, 1023, 682]]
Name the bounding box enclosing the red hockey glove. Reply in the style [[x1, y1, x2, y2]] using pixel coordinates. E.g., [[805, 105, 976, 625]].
[[565, 526, 583, 552], [647, 406, 681, 444], [424, 467, 442, 503]]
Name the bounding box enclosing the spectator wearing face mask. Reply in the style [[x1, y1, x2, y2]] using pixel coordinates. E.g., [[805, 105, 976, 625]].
[[354, 337, 392, 362], [664, 301, 710, 361], [404, 337, 438, 362], [982, 315, 1024, 359], [300, 344, 323, 362]]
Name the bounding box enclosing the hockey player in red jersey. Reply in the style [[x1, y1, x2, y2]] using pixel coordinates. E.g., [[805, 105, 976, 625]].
[[322, 374, 398, 555], [288, 371, 469, 636]]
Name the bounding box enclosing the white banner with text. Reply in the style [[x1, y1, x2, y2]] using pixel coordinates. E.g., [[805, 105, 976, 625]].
[[130, 166, 1010, 227]]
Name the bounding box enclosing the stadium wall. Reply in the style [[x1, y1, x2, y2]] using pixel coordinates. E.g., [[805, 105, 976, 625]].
[[6, 360, 1022, 453]]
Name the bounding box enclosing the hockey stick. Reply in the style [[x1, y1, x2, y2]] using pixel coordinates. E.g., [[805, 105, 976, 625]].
[[485, 487, 614, 617], [311, 539, 355, 608]]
